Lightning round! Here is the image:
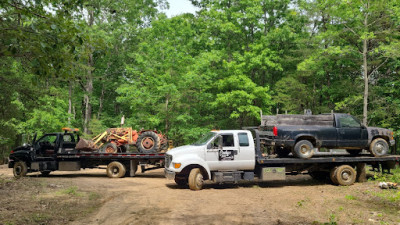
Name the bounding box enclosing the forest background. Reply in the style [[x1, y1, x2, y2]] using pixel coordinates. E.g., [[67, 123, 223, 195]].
[[1, 0, 400, 159]]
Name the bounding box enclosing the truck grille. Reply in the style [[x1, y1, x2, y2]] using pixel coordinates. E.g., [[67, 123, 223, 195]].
[[165, 154, 172, 168]]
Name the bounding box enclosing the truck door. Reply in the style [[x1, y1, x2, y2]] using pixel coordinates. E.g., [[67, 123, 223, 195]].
[[206, 133, 240, 171], [35, 134, 58, 157], [336, 114, 368, 148]]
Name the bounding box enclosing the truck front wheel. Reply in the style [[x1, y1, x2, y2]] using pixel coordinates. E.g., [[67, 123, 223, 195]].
[[293, 140, 314, 159], [13, 161, 28, 178], [369, 138, 389, 157], [188, 168, 204, 191], [106, 161, 126, 178], [174, 175, 188, 187]]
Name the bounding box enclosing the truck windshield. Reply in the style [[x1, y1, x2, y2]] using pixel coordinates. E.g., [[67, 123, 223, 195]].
[[193, 132, 216, 146]]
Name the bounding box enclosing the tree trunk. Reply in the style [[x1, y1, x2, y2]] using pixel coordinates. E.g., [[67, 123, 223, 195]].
[[362, 8, 369, 126], [83, 9, 95, 134], [68, 81, 72, 126], [165, 96, 169, 133], [98, 83, 104, 119]]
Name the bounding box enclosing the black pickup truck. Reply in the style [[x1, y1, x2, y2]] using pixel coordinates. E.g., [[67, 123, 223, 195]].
[[260, 113, 395, 159]]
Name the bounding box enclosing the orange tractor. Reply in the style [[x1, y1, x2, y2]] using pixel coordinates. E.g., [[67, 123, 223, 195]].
[[76, 128, 168, 153]]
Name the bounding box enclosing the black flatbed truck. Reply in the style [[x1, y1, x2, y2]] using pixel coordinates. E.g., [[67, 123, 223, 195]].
[[8, 129, 165, 178]]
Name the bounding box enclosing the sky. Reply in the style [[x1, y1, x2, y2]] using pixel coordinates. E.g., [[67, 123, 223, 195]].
[[163, 0, 199, 17]]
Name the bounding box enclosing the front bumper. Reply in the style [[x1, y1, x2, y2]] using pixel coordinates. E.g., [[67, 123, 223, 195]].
[[164, 168, 176, 180]]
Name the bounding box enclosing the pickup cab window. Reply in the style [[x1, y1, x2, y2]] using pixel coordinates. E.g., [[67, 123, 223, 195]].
[[238, 133, 249, 146], [222, 134, 234, 147], [338, 115, 361, 128]]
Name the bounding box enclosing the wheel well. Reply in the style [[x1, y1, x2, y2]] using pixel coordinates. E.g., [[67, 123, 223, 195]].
[[180, 164, 209, 180], [372, 136, 389, 143], [295, 136, 317, 147]]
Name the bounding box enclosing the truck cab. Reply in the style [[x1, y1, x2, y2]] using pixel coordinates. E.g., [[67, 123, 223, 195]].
[[8, 128, 80, 177], [261, 113, 395, 159], [165, 130, 256, 190]]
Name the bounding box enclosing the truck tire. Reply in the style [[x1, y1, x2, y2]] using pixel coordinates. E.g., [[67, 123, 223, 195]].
[[106, 161, 126, 178], [330, 167, 339, 185], [275, 147, 291, 158], [137, 131, 161, 153], [369, 138, 389, 157], [13, 161, 28, 178], [104, 143, 118, 153], [293, 140, 314, 159], [333, 165, 356, 186], [174, 175, 188, 187], [188, 168, 204, 191], [41, 171, 51, 176], [346, 149, 362, 156]]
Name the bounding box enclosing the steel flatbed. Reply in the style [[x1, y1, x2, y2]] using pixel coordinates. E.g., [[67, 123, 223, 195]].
[[257, 155, 400, 165]]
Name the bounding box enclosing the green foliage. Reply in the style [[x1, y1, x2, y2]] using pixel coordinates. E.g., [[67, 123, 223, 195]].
[[370, 167, 400, 184], [1, 0, 400, 149]]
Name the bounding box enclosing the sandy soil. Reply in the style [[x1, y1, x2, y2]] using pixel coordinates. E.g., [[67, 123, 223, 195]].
[[1, 165, 399, 225]]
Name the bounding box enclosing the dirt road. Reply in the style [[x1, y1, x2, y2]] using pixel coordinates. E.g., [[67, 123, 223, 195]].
[[1, 165, 399, 224]]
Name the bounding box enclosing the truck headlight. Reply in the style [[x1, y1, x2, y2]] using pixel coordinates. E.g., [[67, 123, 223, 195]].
[[173, 163, 181, 169]]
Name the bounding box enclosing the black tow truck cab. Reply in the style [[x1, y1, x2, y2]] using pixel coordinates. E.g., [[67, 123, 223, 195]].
[[8, 128, 165, 178]]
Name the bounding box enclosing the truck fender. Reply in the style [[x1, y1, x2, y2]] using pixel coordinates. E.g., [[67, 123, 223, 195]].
[[294, 134, 318, 147], [173, 155, 211, 180]]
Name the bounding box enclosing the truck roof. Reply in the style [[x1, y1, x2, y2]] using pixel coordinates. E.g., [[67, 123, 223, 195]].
[[211, 130, 251, 134]]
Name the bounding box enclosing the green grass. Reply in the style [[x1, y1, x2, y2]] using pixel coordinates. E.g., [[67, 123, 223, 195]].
[[56, 186, 82, 196], [345, 195, 357, 200], [369, 166, 400, 183]]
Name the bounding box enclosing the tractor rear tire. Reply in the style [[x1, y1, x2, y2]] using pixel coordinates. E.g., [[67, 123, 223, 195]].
[[137, 131, 161, 153], [106, 161, 126, 178]]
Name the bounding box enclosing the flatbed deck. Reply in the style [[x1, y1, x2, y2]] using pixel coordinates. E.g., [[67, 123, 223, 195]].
[[257, 155, 400, 165], [56, 152, 166, 160]]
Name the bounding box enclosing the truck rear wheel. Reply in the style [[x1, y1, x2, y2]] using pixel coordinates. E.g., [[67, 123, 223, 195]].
[[13, 161, 28, 178], [330, 167, 339, 185], [41, 171, 51, 176], [275, 147, 291, 158], [369, 138, 389, 157], [106, 161, 126, 178], [137, 131, 161, 153], [188, 168, 204, 191], [293, 140, 314, 159], [333, 165, 356, 186]]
